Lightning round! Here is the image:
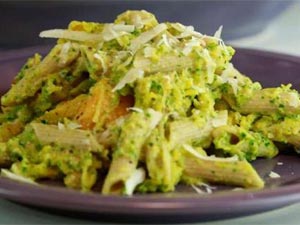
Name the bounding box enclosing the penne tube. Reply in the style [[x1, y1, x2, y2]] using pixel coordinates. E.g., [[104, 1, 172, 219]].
[[253, 115, 300, 149], [212, 125, 278, 161], [236, 88, 300, 115], [1, 43, 80, 106], [141, 121, 182, 192], [182, 148, 264, 188], [102, 109, 162, 194], [31, 122, 103, 153], [168, 118, 213, 149], [2, 10, 300, 195]]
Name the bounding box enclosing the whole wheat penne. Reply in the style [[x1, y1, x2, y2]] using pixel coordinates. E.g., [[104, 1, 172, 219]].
[[1, 43, 80, 106], [183, 147, 264, 188]]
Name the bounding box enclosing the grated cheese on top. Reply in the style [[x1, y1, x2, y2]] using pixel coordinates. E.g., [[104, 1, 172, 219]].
[[1, 169, 37, 185], [269, 171, 280, 178], [129, 23, 168, 53], [112, 68, 144, 91], [39, 29, 103, 42], [147, 108, 163, 130], [124, 168, 146, 195], [183, 144, 238, 162], [127, 107, 144, 113], [214, 25, 223, 39], [102, 24, 135, 41], [212, 110, 228, 128], [93, 52, 108, 74]]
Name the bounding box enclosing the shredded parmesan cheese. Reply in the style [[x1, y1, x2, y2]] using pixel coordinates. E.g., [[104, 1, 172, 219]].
[[220, 63, 239, 95], [1, 169, 37, 185], [212, 110, 228, 128], [191, 182, 215, 194], [286, 92, 300, 108], [191, 86, 206, 94], [129, 23, 167, 53], [143, 46, 155, 58], [58, 122, 65, 130], [214, 25, 223, 39], [127, 107, 144, 113], [191, 184, 206, 194], [59, 42, 71, 65], [232, 187, 244, 191], [269, 171, 280, 178], [93, 51, 107, 74], [175, 25, 203, 39], [66, 121, 82, 130], [124, 168, 146, 195], [112, 68, 144, 92], [157, 34, 172, 48], [182, 37, 201, 56], [102, 24, 135, 41], [39, 29, 102, 42], [183, 144, 238, 162], [147, 108, 163, 130], [196, 49, 216, 84]]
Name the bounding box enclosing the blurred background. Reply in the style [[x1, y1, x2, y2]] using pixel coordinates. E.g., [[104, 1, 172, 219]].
[[0, 0, 299, 53], [0, 0, 299, 56]]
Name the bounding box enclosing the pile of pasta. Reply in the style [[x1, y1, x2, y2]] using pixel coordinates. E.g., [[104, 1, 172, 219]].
[[0, 10, 299, 195]]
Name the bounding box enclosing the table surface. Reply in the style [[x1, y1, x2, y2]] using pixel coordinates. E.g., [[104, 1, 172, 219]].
[[0, 2, 300, 225]]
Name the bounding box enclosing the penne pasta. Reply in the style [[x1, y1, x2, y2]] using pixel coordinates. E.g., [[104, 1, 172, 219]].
[[183, 149, 264, 188], [102, 109, 162, 194], [1, 43, 80, 106], [0, 10, 298, 195]]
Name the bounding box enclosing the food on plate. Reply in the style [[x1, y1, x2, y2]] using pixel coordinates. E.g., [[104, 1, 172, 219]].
[[0, 10, 298, 195]]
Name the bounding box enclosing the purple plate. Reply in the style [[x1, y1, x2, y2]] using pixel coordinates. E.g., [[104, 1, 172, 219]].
[[0, 47, 300, 223]]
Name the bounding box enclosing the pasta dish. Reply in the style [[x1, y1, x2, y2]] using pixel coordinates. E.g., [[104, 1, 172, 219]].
[[0, 10, 298, 195]]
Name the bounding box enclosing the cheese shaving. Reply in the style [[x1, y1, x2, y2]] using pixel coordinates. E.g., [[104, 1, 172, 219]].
[[39, 29, 102, 42], [124, 168, 145, 195], [112, 68, 144, 91], [143, 46, 155, 58], [191, 182, 215, 194], [129, 23, 167, 53], [1, 169, 37, 185], [183, 144, 238, 162], [191, 86, 206, 94], [269, 171, 280, 178], [157, 34, 172, 49], [214, 25, 223, 39], [191, 184, 206, 194], [59, 42, 71, 65], [58, 122, 65, 130], [212, 110, 228, 128], [175, 25, 202, 39], [127, 107, 144, 113], [147, 108, 163, 130], [182, 37, 201, 56], [220, 63, 239, 95], [102, 24, 135, 41], [286, 92, 300, 108], [93, 52, 107, 74], [196, 49, 216, 84]]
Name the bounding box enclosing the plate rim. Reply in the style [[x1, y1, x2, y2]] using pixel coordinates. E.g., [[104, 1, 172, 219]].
[[0, 176, 300, 215], [0, 46, 300, 221]]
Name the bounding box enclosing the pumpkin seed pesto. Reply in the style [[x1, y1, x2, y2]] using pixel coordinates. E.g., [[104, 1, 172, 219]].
[[0, 10, 299, 195]]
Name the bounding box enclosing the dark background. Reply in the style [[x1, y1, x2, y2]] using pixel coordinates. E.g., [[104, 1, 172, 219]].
[[0, 0, 293, 50]]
